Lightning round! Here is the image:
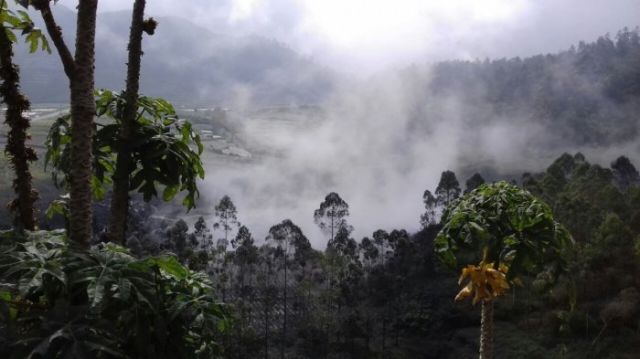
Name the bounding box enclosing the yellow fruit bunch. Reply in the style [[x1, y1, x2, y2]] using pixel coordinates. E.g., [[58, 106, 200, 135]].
[[455, 261, 510, 304]]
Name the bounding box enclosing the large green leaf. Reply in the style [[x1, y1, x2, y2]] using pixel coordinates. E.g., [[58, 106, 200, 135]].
[[46, 90, 204, 210], [0, 230, 228, 357], [436, 181, 573, 280]]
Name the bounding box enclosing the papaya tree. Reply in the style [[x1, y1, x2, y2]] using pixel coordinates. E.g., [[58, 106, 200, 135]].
[[0, 0, 50, 231], [107, 0, 157, 244], [45, 90, 204, 242], [435, 181, 571, 359], [25, 0, 99, 247], [0, 230, 230, 357]]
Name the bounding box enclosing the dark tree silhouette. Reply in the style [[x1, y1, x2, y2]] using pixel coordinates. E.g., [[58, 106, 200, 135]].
[[420, 189, 438, 228], [372, 229, 390, 265], [465, 172, 486, 193], [359, 236, 379, 269], [267, 219, 310, 359], [435, 170, 461, 208], [314, 192, 351, 242], [193, 216, 213, 250], [327, 226, 358, 260], [611, 156, 640, 191], [165, 219, 190, 261], [214, 195, 239, 245], [233, 225, 258, 310]]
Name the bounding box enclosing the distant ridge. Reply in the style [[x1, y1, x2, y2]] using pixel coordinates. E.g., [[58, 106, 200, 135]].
[[14, 6, 337, 106]]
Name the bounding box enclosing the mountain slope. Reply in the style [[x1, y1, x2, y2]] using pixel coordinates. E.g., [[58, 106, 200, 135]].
[[14, 7, 336, 106], [422, 29, 640, 147]]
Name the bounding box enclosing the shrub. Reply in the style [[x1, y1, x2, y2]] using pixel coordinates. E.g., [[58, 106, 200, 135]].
[[0, 230, 229, 358]]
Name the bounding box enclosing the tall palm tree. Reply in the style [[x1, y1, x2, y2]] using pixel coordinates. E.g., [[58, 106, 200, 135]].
[[435, 181, 572, 359], [0, 1, 40, 231], [107, 0, 150, 244], [33, 0, 99, 247]]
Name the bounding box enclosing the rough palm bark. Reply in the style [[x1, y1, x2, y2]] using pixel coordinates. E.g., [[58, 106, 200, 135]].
[[479, 300, 494, 359], [67, 0, 98, 247], [34, 0, 98, 247], [0, 22, 38, 231], [107, 0, 147, 244]]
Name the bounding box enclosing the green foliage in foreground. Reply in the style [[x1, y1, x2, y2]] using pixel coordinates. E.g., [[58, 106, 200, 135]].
[[0, 230, 229, 358]]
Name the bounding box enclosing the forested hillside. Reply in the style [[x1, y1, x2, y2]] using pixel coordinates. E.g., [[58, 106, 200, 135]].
[[422, 28, 640, 148], [14, 6, 337, 105], [115, 152, 639, 358]]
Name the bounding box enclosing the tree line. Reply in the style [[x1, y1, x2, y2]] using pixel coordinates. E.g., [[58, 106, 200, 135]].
[[118, 153, 636, 358], [413, 28, 640, 148]]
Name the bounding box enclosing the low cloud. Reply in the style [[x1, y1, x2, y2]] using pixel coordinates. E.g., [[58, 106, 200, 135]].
[[95, 0, 640, 74]]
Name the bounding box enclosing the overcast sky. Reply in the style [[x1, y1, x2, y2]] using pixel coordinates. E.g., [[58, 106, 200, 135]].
[[88, 0, 640, 74]]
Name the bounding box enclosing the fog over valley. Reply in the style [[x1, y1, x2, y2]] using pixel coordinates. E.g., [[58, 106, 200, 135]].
[[4, 0, 640, 246]]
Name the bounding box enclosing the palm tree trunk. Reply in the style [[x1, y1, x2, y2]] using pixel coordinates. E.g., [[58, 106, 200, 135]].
[[0, 21, 38, 231], [480, 300, 494, 359], [107, 0, 147, 244], [68, 0, 98, 248], [36, 0, 98, 247]]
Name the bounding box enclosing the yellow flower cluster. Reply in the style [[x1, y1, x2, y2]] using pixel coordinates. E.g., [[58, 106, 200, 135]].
[[455, 261, 510, 304]]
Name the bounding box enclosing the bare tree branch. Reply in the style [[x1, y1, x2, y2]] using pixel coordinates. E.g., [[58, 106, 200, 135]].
[[33, 0, 75, 78]]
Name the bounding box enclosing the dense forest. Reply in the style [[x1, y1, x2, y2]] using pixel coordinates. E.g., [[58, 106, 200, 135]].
[[115, 152, 639, 358], [410, 28, 640, 149], [1, 1, 640, 358]]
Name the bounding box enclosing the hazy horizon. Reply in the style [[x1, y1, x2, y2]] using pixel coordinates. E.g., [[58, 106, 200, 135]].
[[45, 0, 638, 75]]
